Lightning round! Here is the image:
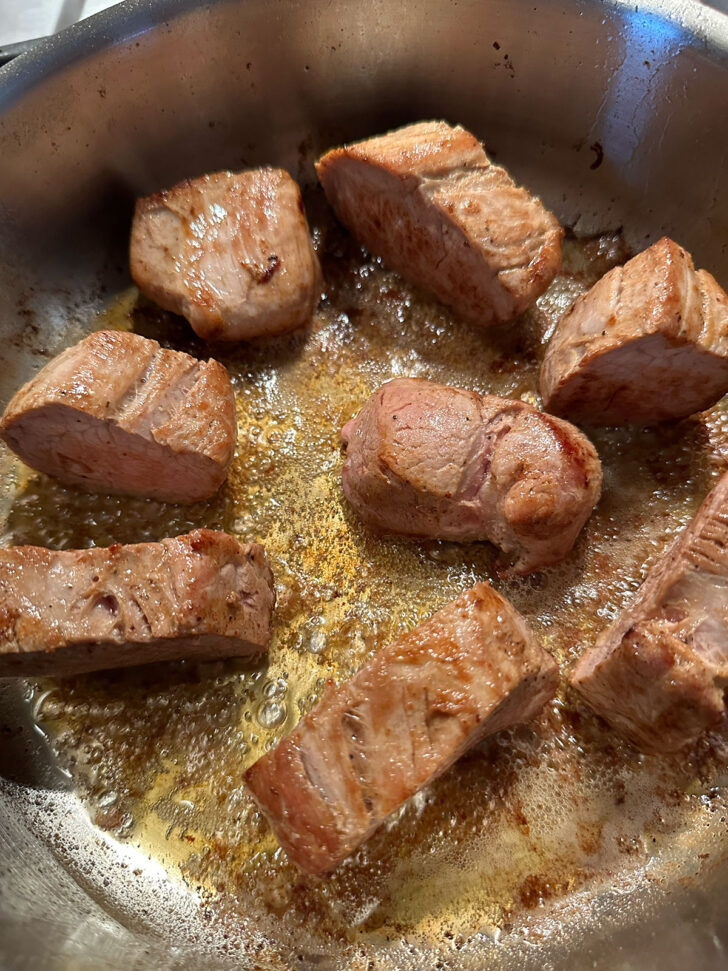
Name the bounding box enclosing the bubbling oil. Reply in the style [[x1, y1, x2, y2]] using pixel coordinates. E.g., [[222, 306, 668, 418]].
[[6, 199, 728, 963]]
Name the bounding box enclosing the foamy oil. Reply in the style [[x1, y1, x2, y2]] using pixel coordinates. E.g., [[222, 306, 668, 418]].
[[3, 197, 727, 960]]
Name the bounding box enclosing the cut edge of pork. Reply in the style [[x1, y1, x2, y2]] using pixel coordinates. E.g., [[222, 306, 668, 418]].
[[0, 330, 237, 504], [316, 120, 564, 327], [540, 237, 728, 425]]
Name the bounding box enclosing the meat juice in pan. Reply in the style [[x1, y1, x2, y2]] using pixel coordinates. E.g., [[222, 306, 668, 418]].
[[3, 203, 728, 952]]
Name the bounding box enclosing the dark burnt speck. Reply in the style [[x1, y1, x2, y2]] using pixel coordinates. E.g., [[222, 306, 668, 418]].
[[260, 254, 281, 283], [589, 141, 605, 170]]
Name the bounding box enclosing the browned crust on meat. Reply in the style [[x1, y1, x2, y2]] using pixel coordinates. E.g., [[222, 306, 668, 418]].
[[245, 582, 558, 874], [316, 121, 563, 327], [570, 473, 728, 752], [0, 330, 237, 503], [341, 378, 602, 573], [541, 237, 728, 424], [0, 529, 274, 677], [130, 169, 322, 341]]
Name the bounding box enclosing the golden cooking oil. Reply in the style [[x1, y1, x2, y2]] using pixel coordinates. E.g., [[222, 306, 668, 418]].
[[4, 201, 725, 955]]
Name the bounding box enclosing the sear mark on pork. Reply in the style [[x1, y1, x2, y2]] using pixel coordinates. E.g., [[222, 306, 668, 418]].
[[540, 236, 728, 424], [0, 330, 236, 504], [571, 471, 728, 753], [0, 529, 275, 678], [244, 582, 559, 874], [316, 120, 564, 327], [130, 169, 322, 341], [340, 378, 602, 574]]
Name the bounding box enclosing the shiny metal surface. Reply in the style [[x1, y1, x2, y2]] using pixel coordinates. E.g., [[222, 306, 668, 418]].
[[0, 0, 727, 968]]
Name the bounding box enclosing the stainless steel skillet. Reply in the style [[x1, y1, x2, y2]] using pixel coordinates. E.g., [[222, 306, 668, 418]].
[[0, 1, 727, 968]]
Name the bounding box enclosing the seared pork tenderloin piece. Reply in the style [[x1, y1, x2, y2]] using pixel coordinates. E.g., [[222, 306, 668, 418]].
[[245, 582, 558, 874], [571, 472, 728, 753], [0, 530, 274, 678], [341, 378, 602, 574], [130, 169, 322, 341], [541, 236, 728, 424], [0, 330, 236, 504], [316, 120, 563, 327]]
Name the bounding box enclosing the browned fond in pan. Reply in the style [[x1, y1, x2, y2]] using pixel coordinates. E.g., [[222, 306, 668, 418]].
[[0, 0, 727, 968], [3, 210, 725, 966]]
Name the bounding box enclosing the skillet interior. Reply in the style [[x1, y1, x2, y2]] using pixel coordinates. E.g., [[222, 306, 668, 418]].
[[0, 1, 727, 968]]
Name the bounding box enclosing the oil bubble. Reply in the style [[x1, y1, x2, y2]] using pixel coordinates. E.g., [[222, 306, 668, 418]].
[[256, 701, 286, 729]]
